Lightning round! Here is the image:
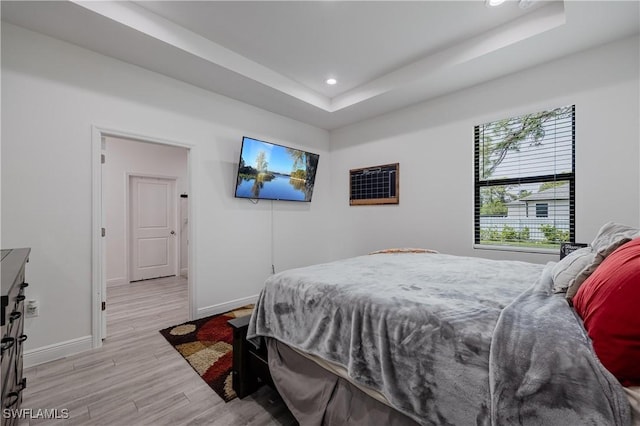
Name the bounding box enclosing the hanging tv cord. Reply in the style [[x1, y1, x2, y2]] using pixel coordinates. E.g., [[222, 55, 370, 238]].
[[271, 200, 275, 274]]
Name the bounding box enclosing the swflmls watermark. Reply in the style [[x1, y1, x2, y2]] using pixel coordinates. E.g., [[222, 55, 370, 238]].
[[2, 408, 69, 420]]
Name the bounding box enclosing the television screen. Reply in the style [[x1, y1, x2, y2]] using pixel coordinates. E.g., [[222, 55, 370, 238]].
[[234, 136, 320, 202]]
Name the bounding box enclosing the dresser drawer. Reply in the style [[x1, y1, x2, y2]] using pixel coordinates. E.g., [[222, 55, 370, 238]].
[[1, 334, 17, 404], [1, 248, 30, 424]]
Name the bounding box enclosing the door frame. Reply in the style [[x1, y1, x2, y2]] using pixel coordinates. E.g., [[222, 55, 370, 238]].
[[91, 125, 196, 348], [127, 174, 179, 283]]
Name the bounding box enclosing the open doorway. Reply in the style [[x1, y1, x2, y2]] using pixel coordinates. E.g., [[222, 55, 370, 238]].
[[91, 129, 193, 346]]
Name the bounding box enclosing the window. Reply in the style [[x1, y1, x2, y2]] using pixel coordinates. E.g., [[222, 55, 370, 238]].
[[474, 105, 575, 251], [535, 203, 548, 218]]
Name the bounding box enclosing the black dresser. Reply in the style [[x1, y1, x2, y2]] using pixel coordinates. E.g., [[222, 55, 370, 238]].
[[1, 248, 30, 425]]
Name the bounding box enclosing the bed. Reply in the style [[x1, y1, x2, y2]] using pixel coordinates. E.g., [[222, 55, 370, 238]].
[[246, 225, 639, 425]]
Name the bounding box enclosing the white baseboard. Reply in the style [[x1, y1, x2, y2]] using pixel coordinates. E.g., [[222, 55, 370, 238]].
[[24, 335, 93, 368], [196, 294, 258, 319], [107, 277, 128, 287]]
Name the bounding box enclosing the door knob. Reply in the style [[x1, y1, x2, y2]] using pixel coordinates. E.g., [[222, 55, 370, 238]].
[[170, 230, 175, 235]]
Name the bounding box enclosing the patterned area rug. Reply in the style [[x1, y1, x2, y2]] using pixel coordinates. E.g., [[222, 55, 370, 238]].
[[159, 305, 254, 402]]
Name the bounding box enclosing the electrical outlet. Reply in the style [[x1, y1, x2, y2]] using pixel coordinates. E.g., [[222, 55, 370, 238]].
[[26, 300, 39, 318]]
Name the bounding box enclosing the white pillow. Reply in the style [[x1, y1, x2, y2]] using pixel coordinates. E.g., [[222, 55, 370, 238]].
[[551, 247, 594, 294], [564, 222, 640, 303], [591, 222, 640, 257]]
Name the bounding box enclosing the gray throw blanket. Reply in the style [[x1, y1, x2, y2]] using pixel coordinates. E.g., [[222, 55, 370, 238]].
[[490, 262, 630, 425], [247, 253, 630, 425]]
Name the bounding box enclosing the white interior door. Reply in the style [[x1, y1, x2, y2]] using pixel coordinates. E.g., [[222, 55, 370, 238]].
[[130, 176, 177, 281]]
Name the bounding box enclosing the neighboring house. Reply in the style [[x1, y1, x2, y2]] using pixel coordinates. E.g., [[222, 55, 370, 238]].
[[506, 184, 570, 219], [481, 184, 571, 242]]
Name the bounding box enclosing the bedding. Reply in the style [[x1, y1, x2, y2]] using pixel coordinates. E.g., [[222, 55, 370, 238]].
[[573, 238, 640, 387], [267, 338, 419, 426], [491, 263, 630, 425], [565, 222, 640, 302], [551, 246, 594, 293], [247, 252, 632, 425], [625, 387, 640, 426], [368, 247, 439, 254]]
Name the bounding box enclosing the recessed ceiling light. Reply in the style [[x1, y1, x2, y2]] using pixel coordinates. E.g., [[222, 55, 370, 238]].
[[519, 0, 536, 9], [326, 78, 337, 85], [485, 0, 506, 6]]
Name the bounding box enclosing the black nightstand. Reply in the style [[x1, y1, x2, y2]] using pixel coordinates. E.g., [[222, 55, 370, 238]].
[[228, 315, 274, 399], [560, 242, 588, 259]]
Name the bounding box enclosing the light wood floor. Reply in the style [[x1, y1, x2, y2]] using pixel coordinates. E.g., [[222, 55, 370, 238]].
[[19, 276, 297, 426]]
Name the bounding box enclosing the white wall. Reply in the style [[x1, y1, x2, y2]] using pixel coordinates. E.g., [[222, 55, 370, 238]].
[[3, 21, 639, 364], [329, 35, 640, 264], [104, 136, 189, 286], [1, 23, 332, 357]]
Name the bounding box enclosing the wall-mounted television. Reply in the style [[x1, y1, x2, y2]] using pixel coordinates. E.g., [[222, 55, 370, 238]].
[[234, 136, 320, 202]]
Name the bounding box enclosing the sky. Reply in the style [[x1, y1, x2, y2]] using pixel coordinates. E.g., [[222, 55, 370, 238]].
[[240, 137, 304, 174]]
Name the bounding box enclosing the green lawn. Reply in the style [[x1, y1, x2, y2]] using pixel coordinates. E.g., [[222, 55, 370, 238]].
[[480, 240, 562, 250]]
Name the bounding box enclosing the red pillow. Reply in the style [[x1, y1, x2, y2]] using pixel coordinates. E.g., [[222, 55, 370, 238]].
[[573, 237, 640, 386]]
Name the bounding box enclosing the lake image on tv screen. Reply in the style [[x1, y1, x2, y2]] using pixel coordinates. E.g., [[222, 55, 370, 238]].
[[235, 138, 318, 201]]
